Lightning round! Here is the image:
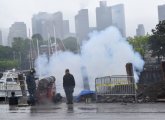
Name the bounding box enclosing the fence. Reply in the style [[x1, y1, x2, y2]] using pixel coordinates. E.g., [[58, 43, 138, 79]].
[[95, 75, 136, 102]]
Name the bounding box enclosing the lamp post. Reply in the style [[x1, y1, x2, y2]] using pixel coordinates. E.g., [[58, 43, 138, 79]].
[[13, 51, 16, 60], [19, 52, 21, 70], [160, 46, 163, 61]]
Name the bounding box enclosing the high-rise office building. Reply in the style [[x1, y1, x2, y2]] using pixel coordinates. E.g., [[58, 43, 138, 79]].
[[32, 12, 68, 40], [158, 4, 165, 21], [52, 12, 64, 39], [8, 22, 27, 46], [63, 20, 70, 38], [32, 12, 53, 40], [0, 30, 2, 45], [75, 9, 89, 46], [96, 1, 112, 31], [136, 24, 145, 36], [96, 2, 126, 37], [111, 4, 126, 37]]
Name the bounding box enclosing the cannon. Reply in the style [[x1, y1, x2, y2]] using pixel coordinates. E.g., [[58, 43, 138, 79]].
[[36, 76, 57, 104], [26, 75, 62, 105]]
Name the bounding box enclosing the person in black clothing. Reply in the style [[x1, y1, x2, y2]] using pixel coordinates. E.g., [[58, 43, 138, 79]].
[[63, 69, 75, 104], [9, 91, 18, 105], [26, 68, 37, 105]]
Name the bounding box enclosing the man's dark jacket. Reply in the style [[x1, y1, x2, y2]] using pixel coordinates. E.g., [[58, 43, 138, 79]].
[[26, 73, 36, 90], [9, 96, 18, 105], [63, 73, 75, 87]]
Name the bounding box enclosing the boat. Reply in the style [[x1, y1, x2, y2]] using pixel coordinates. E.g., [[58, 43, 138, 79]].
[[0, 70, 27, 98]]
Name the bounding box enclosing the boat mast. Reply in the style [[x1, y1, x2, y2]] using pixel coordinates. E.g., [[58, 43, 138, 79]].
[[53, 26, 57, 55], [29, 29, 32, 69]]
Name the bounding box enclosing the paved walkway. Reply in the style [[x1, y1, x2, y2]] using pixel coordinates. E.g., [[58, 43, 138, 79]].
[[0, 103, 165, 120]]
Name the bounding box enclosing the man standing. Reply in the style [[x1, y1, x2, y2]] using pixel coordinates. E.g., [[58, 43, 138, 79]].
[[63, 69, 75, 104], [9, 91, 18, 106], [26, 68, 36, 105]]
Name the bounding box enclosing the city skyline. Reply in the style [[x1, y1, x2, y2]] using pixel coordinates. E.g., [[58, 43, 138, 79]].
[[0, 0, 165, 41], [32, 12, 69, 40]]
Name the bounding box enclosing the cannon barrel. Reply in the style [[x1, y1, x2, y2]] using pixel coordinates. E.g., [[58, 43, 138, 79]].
[[36, 76, 56, 103], [37, 76, 55, 90]]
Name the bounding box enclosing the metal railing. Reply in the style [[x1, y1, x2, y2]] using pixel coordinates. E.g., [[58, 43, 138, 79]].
[[95, 75, 137, 102]]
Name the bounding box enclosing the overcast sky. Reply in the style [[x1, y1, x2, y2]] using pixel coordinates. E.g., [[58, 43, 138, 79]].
[[0, 0, 165, 37]]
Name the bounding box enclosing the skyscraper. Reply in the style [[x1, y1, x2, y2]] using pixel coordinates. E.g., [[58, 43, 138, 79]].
[[158, 4, 165, 21], [75, 9, 89, 46], [32, 12, 68, 40], [32, 12, 53, 40], [136, 24, 145, 36], [0, 30, 2, 45], [96, 1, 112, 31], [8, 22, 27, 46], [52, 12, 64, 39], [63, 20, 70, 38], [111, 4, 126, 37]]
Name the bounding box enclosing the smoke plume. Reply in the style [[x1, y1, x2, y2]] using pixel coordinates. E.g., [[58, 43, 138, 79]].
[[35, 27, 144, 95]]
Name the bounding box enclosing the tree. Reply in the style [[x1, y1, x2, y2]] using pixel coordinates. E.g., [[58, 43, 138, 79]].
[[31, 34, 45, 57], [0, 45, 13, 59], [0, 60, 18, 71], [12, 37, 30, 57], [63, 37, 78, 53], [128, 35, 149, 58], [12, 37, 30, 69], [32, 34, 44, 48], [32, 34, 43, 42], [148, 20, 165, 61], [0, 45, 18, 71]]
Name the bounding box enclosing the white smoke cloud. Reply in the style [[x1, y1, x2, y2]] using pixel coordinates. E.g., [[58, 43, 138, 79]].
[[35, 51, 82, 95], [35, 26, 144, 95]]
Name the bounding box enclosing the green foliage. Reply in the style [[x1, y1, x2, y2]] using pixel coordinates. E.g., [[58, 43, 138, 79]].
[[0, 60, 19, 69], [32, 34, 43, 41], [12, 37, 30, 54], [149, 20, 165, 58], [0, 45, 19, 70], [32, 34, 44, 50], [63, 37, 78, 53], [0, 45, 13, 59], [12, 37, 31, 69], [128, 36, 149, 57]]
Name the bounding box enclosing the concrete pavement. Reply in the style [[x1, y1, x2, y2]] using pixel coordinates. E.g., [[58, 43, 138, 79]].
[[0, 103, 165, 120]]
